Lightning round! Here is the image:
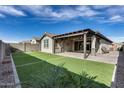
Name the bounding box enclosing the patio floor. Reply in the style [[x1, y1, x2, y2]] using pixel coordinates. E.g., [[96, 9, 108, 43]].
[[56, 51, 119, 64]]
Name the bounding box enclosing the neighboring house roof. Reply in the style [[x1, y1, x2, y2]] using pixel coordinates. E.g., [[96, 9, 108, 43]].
[[20, 40, 31, 43], [40, 32, 57, 40], [41, 29, 113, 43], [32, 37, 41, 42]]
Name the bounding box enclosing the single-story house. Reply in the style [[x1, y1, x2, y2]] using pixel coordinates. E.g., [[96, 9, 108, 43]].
[[40, 29, 113, 58], [30, 37, 41, 44]]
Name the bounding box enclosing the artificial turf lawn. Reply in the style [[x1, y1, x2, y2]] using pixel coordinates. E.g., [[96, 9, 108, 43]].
[[13, 52, 114, 87]]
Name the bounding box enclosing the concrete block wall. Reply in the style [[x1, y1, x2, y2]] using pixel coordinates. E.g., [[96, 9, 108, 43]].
[[10, 43, 40, 52], [0, 40, 3, 62], [0, 40, 8, 63], [25, 43, 40, 52], [9, 43, 25, 52]]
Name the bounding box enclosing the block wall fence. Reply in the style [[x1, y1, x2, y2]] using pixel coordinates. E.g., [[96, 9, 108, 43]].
[[0, 40, 9, 63], [9, 43, 41, 52]]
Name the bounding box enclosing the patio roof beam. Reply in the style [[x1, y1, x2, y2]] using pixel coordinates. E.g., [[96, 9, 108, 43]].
[[54, 32, 87, 39]]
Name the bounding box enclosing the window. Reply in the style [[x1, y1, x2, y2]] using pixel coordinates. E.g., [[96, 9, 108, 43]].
[[44, 39, 49, 48]]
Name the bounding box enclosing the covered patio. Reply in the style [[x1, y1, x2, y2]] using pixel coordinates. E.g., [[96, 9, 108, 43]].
[[53, 29, 112, 58]]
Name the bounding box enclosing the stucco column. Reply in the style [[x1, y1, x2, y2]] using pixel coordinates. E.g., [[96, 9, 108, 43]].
[[40, 40, 42, 52], [52, 39, 55, 54], [72, 40, 75, 52], [24, 43, 26, 52], [91, 35, 96, 56], [83, 33, 87, 58]]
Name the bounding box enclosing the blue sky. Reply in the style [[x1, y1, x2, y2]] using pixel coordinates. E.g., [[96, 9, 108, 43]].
[[0, 5, 124, 43]]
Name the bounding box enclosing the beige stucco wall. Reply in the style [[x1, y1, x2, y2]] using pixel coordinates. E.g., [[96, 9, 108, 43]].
[[55, 40, 63, 53], [63, 40, 73, 52], [97, 39, 112, 53], [41, 36, 54, 53], [55, 39, 74, 53]]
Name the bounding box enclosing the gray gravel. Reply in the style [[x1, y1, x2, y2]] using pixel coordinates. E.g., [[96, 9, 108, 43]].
[[0, 56, 15, 88], [116, 52, 124, 88]]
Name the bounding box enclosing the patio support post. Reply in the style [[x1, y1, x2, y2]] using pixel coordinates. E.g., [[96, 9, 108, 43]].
[[52, 39, 55, 54], [91, 35, 96, 56], [83, 32, 87, 58], [24, 43, 26, 52]]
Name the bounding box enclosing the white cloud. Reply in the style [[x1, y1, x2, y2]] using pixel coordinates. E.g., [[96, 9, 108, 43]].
[[21, 5, 46, 16], [109, 36, 124, 43], [109, 15, 123, 21], [106, 6, 124, 15], [101, 15, 124, 23], [0, 6, 26, 16], [20, 5, 99, 21], [0, 13, 5, 18], [93, 6, 124, 23], [1, 5, 124, 24], [92, 5, 112, 9], [76, 6, 99, 17]]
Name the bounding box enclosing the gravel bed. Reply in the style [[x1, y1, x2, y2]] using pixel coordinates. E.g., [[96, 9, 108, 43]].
[[116, 52, 124, 88], [0, 56, 15, 88]]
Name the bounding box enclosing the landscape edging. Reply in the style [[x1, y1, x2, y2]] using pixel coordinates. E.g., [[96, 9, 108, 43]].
[[10, 54, 21, 88], [111, 56, 118, 88]]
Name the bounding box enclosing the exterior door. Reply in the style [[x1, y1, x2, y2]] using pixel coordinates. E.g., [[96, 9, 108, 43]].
[[74, 41, 91, 52], [74, 41, 83, 51]]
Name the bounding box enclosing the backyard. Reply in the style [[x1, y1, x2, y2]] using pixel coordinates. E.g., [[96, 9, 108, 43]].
[[12, 52, 114, 88]]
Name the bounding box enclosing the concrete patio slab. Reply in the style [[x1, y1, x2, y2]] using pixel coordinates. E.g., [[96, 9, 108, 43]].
[[56, 51, 119, 64]]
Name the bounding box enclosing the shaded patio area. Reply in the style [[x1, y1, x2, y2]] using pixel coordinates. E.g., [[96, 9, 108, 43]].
[[56, 51, 119, 64]]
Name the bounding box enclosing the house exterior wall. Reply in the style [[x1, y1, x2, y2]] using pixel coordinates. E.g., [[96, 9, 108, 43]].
[[41, 36, 54, 53], [97, 38, 112, 53], [31, 39, 37, 44], [41, 33, 112, 54], [31, 39, 40, 44], [55, 38, 77, 53], [63, 39, 73, 52], [55, 40, 63, 53]]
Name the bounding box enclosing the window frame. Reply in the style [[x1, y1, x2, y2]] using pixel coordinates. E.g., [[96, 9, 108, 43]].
[[44, 39, 49, 48]]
